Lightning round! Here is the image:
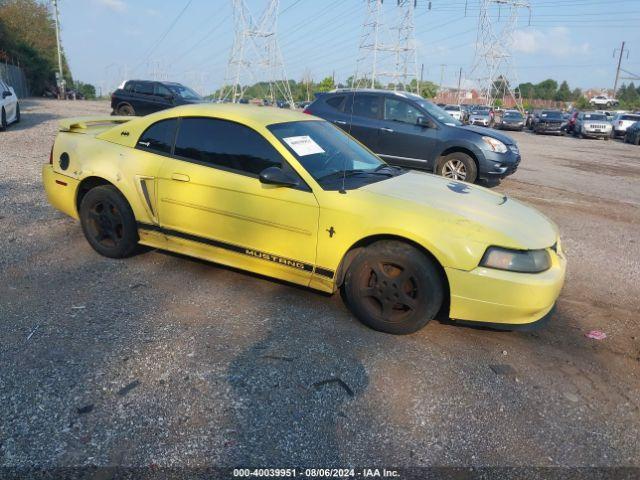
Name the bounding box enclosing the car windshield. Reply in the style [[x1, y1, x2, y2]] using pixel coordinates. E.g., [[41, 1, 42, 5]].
[[584, 113, 607, 121], [268, 120, 405, 190], [413, 100, 462, 126], [504, 111, 522, 119], [167, 84, 202, 100], [471, 111, 489, 116], [444, 105, 459, 111], [621, 115, 640, 121], [540, 111, 562, 119]]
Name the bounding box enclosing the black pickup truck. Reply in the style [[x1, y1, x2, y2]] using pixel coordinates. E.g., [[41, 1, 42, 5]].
[[111, 80, 204, 116]]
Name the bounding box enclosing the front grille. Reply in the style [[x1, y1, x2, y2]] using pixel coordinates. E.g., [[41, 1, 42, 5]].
[[588, 124, 608, 130]]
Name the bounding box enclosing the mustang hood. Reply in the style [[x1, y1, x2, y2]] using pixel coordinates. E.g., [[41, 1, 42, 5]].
[[361, 171, 557, 250], [461, 125, 515, 144]]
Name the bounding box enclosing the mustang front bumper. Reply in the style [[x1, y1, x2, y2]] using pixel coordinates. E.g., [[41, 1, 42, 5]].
[[445, 244, 566, 327]]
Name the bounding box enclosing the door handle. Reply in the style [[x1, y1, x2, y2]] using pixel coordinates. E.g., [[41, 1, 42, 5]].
[[171, 173, 190, 182], [333, 120, 347, 125], [380, 127, 394, 132]]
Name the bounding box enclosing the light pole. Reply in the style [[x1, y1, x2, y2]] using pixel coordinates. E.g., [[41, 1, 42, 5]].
[[52, 0, 65, 99]]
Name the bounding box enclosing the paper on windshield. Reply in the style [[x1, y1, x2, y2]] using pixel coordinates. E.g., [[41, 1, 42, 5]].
[[283, 136, 325, 156]]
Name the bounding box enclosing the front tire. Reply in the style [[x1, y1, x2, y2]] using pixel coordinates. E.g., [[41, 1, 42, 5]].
[[342, 241, 444, 335], [15, 103, 20, 123], [436, 152, 477, 183], [0, 108, 6, 131], [79, 185, 139, 258]]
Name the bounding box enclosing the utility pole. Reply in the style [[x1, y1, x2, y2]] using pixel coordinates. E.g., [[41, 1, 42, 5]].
[[456, 67, 463, 103], [613, 41, 626, 96], [52, 0, 65, 99], [439, 64, 446, 90], [467, 0, 530, 112], [355, 0, 419, 92], [219, 0, 294, 107]]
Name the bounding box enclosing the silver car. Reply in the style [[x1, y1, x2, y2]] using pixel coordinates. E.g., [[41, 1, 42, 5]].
[[468, 110, 492, 126], [573, 112, 612, 139], [612, 113, 640, 138], [443, 104, 463, 121]]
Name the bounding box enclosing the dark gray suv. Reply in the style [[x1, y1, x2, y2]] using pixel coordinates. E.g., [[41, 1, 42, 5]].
[[304, 89, 521, 184]]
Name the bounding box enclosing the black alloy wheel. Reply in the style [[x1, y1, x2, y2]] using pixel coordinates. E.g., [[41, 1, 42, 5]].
[[343, 241, 443, 335], [79, 185, 139, 258]]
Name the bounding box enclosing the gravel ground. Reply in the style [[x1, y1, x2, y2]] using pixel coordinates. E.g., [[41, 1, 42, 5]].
[[0, 99, 639, 473]]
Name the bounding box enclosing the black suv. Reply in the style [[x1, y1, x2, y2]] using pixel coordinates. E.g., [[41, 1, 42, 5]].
[[304, 89, 520, 184], [111, 80, 204, 116]]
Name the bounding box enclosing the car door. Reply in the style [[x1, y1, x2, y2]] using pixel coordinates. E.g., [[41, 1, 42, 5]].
[[156, 117, 320, 285], [376, 96, 440, 169], [132, 81, 156, 115], [341, 93, 383, 152], [151, 83, 175, 112]]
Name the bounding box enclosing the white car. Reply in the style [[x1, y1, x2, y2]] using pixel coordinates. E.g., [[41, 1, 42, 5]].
[[612, 113, 640, 138], [443, 104, 462, 121], [589, 95, 618, 108], [0, 79, 20, 130]]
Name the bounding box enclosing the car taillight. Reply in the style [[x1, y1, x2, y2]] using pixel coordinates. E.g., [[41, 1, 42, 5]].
[[49, 146, 53, 165], [303, 108, 311, 115]]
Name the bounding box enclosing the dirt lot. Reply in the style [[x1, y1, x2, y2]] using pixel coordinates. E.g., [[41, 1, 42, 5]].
[[1, 99, 639, 471]]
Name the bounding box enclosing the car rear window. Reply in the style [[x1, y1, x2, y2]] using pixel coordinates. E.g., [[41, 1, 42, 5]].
[[349, 94, 380, 119], [136, 119, 178, 155], [134, 82, 154, 95]]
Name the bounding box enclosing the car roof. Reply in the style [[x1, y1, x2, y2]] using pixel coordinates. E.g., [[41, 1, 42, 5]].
[[160, 103, 314, 126], [327, 88, 423, 99]]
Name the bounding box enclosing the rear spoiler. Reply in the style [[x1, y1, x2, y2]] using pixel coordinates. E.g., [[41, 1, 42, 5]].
[[58, 116, 133, 132]]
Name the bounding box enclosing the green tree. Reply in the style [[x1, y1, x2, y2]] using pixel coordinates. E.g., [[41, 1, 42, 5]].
[[316, 76, 335, 93], [418, 80, 438, 99], [574, 96, 590, 109], [534, 79, 558, 100], [73, 81, 96, 99], [517, 82, 535, 99], [0, 0, 73, 94], [555, 80, 571, 102]]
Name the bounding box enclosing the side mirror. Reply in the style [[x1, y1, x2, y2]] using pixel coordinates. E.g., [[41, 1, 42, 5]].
[[2, 91, 11, 98], [416, 116, 432, 128], [259, 166, 299, 188]]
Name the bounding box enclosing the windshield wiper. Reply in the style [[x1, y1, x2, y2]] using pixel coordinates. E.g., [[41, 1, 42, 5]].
[[318, 168, 395, 181]]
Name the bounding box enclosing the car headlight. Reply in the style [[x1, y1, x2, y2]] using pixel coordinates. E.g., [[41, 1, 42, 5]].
[[482, 136, 508, 153], [480, 247, 551, 273]]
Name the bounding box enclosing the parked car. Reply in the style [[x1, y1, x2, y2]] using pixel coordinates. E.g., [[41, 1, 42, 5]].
[[468, 109, 492, 127], [532, 110, 564, 135], [589, 95, 618, 108], [624, 121, 640, 145], [0, 78, 20, 130], [494, 110, 524, 131], [111, 80, 204, 116], [42, 104, 565, 334], [304, 89, 520, 184], [526, 110, 541, 130], [562, 111, 579, 134], [611, 113, 640, 138], [573, 111, 612, 139], [443, 104, 463, 121]]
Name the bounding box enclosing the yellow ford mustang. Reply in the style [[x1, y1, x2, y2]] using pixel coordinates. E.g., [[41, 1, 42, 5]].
[[42, 104, 566, 334]]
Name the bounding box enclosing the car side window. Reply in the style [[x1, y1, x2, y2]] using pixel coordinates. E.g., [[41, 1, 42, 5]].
[[326, 95, 346, 112], [154, 84, 172, 97], [384, 98, 421, 124], [135, 82, 154, 95], [348, 94, 380, 119], [174, 117, 284, 176], [124, 82, 134, 92], [136, 118, 178, 155]]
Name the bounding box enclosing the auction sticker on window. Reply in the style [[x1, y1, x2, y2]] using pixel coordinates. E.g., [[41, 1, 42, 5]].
[[283, 136, 325, 156]]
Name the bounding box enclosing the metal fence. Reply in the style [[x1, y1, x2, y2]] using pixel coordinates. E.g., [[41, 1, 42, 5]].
[[0, 62, 29, 98]]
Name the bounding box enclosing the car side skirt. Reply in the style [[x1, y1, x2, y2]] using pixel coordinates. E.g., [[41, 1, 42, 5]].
[[137, 222, 336, 293]]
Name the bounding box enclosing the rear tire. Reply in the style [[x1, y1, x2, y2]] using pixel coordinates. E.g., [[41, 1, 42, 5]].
[[15, 103, 20, 123], [436, 152, 478, 183], [117, 103, 136, 116], [342, 241, 444, 335], [79, 185, 139, 258], [0, 108, 6, 131]]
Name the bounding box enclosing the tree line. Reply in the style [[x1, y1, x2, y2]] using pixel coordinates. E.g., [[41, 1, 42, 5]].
[[0, 0, 95, 98]]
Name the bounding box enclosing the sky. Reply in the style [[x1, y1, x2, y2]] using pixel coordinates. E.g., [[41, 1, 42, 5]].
[[57, 0, 640, 96]]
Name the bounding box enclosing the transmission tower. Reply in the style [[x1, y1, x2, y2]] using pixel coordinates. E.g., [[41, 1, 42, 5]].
[[467, 0, 530, 111], [219, 0, 294, 107], [355, 0, 419, 92]]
